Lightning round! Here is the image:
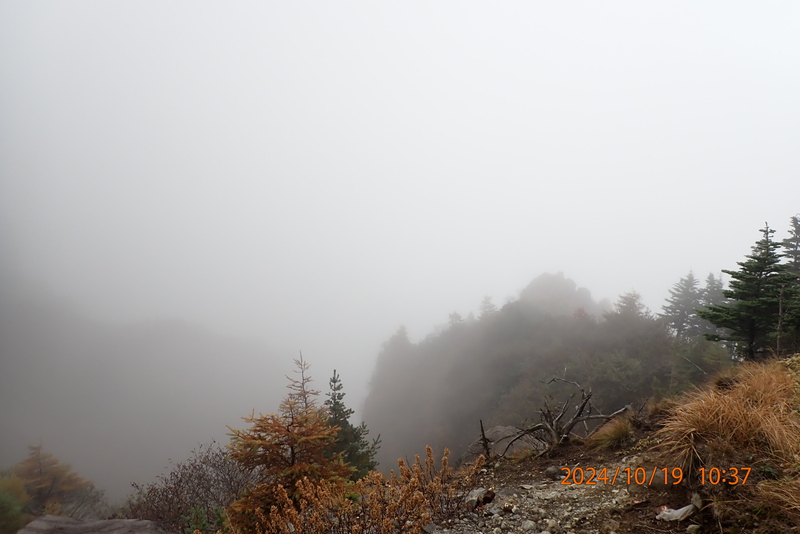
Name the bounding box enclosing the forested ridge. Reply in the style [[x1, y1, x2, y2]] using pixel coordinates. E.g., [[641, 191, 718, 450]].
[[364, 217, 800, 471]]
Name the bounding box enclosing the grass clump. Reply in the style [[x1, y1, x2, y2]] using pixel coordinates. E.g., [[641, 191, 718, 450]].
[[586, 415, 634, 451], [655, 355, 800, 529], [657, 358, 800, 474]]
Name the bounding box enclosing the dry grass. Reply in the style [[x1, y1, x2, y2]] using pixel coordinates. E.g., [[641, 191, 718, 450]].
[[230, 447, 483, 534], [586, 415, 634, 450], [656, 359, 800, 474], [756, 479, 800, 522], [654, 356, 800, 529]]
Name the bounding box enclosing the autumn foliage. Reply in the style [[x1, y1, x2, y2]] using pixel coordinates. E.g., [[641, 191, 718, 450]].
[[0, 445, 105, 533], [225, 356, 353, 532], [246, 447, 483, 534]]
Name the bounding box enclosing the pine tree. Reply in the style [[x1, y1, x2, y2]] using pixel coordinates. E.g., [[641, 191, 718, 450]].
[[323, 370, 379, 481], [697, 273, 727, 339], [779, 215, 800, 352], [697, 224, 796, 359], [478, 296, 497, 319], [781, 215, 800, 275], [227, 355, 352, 532], [661, 272, 701, 338]]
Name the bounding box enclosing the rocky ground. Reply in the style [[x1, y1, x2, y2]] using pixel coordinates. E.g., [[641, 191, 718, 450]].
[[428, 444, 710, 534]]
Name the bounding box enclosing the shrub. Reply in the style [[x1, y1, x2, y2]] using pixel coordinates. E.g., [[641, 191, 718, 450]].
[[256, 447, 483, 534], [121, 441, 254, 534], [0, 488, 27, 534]]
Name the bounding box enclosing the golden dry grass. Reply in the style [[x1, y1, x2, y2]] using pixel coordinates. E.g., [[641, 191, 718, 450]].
[[586, 415, 633, 450], [656, 359, 800, 474], [655, 356, 800, 528], [756, 479, 800, 522]]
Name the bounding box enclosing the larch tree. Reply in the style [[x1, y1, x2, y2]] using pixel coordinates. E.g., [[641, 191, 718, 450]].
[[226, 355, 352, 532], [11, 446, 103, 519]]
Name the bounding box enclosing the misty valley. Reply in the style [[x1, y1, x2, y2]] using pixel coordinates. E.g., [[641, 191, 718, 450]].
[[2, 217, 800, 534]]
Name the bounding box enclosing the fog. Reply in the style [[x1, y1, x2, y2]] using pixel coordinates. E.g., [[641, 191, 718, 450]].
[[1, 2, 799, 503]]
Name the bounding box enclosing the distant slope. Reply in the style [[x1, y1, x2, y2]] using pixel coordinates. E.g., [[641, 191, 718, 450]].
[[0, 275, 286, 502], [362, 273, 726, 472]]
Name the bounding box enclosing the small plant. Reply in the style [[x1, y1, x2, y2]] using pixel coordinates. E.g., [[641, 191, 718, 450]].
[[182, 505, 210, 534], [757, 464, 779, 480]]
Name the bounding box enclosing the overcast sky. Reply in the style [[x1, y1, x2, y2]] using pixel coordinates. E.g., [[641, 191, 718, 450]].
[[2, 2, 799, 413]]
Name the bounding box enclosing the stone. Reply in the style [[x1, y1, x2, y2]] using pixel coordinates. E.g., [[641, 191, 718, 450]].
[[18, 516, 170, 534], [544, 466, 565, 480], [465, 487, 488, 510]]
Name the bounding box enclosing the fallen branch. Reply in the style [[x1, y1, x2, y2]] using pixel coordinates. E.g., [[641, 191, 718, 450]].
[[500, 378, 631, 457]]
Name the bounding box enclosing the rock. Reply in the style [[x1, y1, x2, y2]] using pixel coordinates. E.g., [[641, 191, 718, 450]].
[[520, 519, 537, 531], [544, 466, 565, 480], [465, 487, 488, 510], [686, 525, 701, 534], [18, 516, 170, 534]]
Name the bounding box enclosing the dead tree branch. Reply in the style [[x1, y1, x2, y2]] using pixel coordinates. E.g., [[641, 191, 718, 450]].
[[501, 378, 630, 458]]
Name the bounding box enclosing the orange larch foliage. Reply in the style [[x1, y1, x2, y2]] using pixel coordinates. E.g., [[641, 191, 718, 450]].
[[226, 355, 352, 532], [12, 445, 93, 517]]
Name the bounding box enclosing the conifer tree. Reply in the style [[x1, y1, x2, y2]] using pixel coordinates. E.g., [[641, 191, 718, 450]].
[[698, 224, 796, 359], [697, 273, 727, 340], [779, 215, 800, 351], [661, 271, 701, 338], [478, 296, 497, 319], [11, 446, 103, 519], [323, 370, 379, 481], [782, 214, 800, 275], [227, 355, 352, 532]]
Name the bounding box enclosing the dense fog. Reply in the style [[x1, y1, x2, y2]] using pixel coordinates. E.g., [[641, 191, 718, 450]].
[[2, 2, 799, 505]]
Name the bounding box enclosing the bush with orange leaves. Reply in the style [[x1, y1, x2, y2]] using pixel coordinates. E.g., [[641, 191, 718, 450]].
[[242, 447, 483, 534]]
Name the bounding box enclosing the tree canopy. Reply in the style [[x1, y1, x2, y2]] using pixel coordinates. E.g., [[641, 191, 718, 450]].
[[698, 223, 800, 359], [7, 446, 104, 521], [323, 370, 379, 481]]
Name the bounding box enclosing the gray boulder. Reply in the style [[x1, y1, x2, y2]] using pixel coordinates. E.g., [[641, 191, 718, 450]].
[[18, 516, 172, 534]]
